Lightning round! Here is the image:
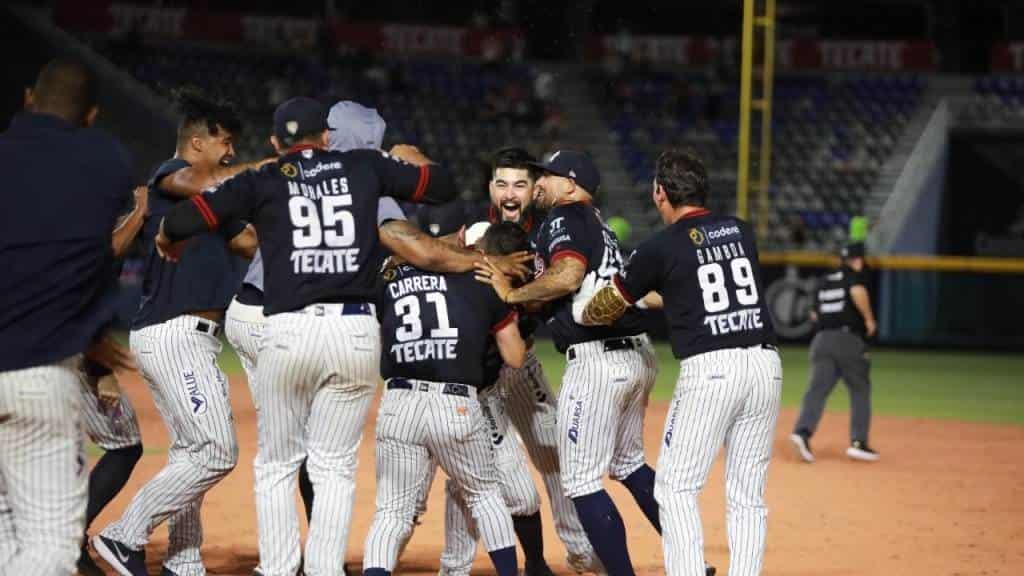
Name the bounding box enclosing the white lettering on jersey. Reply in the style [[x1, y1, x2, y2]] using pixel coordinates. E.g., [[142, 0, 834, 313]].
[[387, 275, 449, 299], [389, 339, 459, 363], [290, 249, 361, 274], [703, 307, 765, 335]]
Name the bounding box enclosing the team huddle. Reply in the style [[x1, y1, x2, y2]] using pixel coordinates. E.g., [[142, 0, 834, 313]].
[[1, 60, 782, 576]]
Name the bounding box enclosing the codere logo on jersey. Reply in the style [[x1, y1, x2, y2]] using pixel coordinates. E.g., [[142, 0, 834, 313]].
[[280, 163, 298, 178], [689, 227, 706, 246]]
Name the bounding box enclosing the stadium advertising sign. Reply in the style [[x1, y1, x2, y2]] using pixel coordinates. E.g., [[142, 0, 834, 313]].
[[991, 43, 1024, 71]]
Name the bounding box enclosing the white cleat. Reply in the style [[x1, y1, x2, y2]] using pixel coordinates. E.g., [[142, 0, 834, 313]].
[[846, 441, 880, 462]]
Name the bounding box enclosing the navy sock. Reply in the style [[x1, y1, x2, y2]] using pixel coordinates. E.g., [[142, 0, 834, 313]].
[[572, 490, 634, 576], [619, 464, 661, 534], [362, 569, 390, 576], [512, 512, 547, 570], [86, 444, 143, 528], [299, 459, 314, 522], [487, 545, 518, 576]]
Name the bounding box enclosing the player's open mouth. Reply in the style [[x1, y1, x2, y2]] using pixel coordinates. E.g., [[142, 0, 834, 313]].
[[501, 201, 521, 218]]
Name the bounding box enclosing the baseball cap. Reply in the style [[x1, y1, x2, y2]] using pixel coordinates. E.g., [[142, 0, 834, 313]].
[[327, 100, 387, 152], [529, 150, 601, 194], [841, 242, 865, 259], [273, 97, 328, 146]]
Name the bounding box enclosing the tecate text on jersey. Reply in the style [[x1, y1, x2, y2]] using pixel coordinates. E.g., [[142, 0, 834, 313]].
[[389, 338, 458, 363], [703, 307, 765, 336], [291, 248, 361, 274]]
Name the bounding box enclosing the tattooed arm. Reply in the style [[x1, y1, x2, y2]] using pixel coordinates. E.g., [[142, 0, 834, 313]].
[[476, 256, 585, 305], [380, 219, 533, 278]]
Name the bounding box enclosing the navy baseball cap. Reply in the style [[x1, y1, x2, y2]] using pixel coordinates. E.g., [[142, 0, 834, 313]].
[[841, 242, 865, 259], [530, 150, 601, 194], [273, 97, 329, 145]]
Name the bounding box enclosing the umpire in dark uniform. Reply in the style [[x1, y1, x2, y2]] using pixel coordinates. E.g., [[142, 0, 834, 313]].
[[790, 242, 880, 463]]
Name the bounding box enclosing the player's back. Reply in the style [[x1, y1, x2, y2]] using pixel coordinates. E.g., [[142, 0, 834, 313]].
[[379, 265, 515, 388], [633, 210, 776, 359], [132, 158, 247, 329]]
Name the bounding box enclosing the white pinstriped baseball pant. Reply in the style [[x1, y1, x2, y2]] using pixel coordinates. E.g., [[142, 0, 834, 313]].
[[655, 345, 782, 576], [0, 356, 88, 576], [558, 335, 658, 499], [254, 306, 378, 576], [365, 381, 516, 573], [103, 317, 238, 576]]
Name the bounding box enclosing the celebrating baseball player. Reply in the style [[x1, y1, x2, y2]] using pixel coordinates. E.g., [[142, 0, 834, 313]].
[[364, 222, 530, 576], [155, 96, 457, 576], [438, 147, 598, 576], [94, 88, 264, 576], [578, 148, 781, 576], [476, 150, 662, 576], [1, 58, 137, 576]]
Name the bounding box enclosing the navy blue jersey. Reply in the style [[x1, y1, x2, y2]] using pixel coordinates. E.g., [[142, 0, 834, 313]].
[[814, 265, 868, 335], [0, 113, 132, 371], [615, 210, 776, 360], [163, 147, 457, 315], [535, 202, 645, 353], [131, 158, 248, 329], [379, 265, 515, 388]]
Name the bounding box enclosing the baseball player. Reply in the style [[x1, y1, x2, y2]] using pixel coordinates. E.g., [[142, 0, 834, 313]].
[[790, 241, 879, 463], [476, 150, 661, 576], [578, 148, 780, 576], [77, 186, 150, 576], [1, 58, 137, 576], [438, 148, 597, 576], [94, 89, 265, 576], [156, 96, 457, 576], [226, 99, 521, 576], [364, 222, 530, 576]]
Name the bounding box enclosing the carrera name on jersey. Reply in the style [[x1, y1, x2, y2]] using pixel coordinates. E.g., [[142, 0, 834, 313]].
[[388, 273, 458, 364], [287, 176, 360, 274]]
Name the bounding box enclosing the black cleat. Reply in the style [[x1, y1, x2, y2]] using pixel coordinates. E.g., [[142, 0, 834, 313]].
[[92, 534, 147, 576], [846, 440, 880, 462]]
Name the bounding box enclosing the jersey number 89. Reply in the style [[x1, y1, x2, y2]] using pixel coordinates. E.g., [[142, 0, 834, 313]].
[[697, 257, 759, 313], [289, 196, 356, 248]]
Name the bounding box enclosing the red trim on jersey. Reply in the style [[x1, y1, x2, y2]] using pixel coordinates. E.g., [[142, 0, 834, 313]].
[[411, 165, 430, 202], [613, 275, 636, 304], [191, 196, 218, 231], [491, 310, 518, 334], [550, 249, 588, 268], [286, 144, 319, 155], [681, 208, 711, 219]]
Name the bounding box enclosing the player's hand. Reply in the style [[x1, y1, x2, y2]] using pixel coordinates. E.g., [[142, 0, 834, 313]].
[[475, 258, 514, 303], [865, 318, 877, 338], [85, 335, 137, 374], [388, 144, 432, 167], [483, 251, 534, 283], [155, 220, 186, 262], [96, 373, 122, 411]]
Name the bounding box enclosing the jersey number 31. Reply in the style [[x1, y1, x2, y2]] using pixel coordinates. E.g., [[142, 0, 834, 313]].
[[697, 257, 759, 313]]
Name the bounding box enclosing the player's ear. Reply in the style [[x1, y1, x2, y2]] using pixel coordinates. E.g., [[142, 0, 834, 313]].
[[190, 134, 204, 154], [317, 130, 329, 148], [84, 106, 99, 127]]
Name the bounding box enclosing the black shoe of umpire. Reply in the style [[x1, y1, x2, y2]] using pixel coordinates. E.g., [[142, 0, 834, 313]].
[[846, 440, 880, 462]]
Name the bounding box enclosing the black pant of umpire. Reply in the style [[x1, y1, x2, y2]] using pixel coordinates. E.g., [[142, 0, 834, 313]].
[[793, 329, 872, 443]]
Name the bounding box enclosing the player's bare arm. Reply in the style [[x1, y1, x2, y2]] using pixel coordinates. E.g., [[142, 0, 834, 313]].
[[476, 256, 585, 305], [639, 291, 663, 310], [850, 285, 877, 337], [85, 334, 137, 373], [111, 186, 149, 258], [381, 219, 532, 278], [494, 317, 526, 369], [388, 144, 433, 167], [158, 158, 274, 198]]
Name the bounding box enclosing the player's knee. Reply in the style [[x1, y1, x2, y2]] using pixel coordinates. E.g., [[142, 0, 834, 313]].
[[198, 437, 238, 475], [502, 484, 540, 516]]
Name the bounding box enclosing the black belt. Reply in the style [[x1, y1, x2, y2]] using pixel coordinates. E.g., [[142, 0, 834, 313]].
[[762, 343, 778, 351], [567, 336, 641, 361], [195, 320, 219, 336], [303, 303, 375, 316], [386, 378, 471, 398]]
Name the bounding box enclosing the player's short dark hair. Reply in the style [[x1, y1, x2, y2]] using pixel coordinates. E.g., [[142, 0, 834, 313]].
[[491, 147, 539, 181], [173, 86, 242, 145], [655, 148, 708, 208], [31, 59, 97, 123], [479, 221, 530, 256]]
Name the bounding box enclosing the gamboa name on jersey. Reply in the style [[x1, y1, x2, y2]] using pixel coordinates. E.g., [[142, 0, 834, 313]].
[[387, 272, 459, 364], [694, 237, 765, 336], [287, 174, 360, 275]]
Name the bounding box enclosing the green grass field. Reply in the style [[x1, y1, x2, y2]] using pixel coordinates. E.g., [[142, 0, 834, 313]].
[[203, 338, 1024, 426]]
